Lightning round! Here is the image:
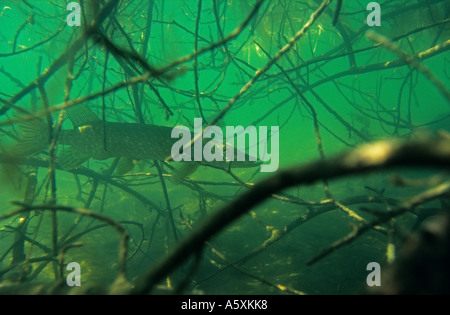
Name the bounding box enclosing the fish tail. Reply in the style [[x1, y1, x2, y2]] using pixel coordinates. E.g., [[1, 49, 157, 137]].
[[12, 117, 50, 156]]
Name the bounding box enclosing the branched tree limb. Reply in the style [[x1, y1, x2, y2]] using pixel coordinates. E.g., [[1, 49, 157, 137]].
[[132, 136, 450, 294]]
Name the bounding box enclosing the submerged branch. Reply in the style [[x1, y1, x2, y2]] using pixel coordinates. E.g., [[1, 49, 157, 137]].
[[0, 0, 120, 117], [0, 154, 165, 216], [366, 31, 450, 103], [132, 136, 450, 294], [0, 203, 129, 280], [307, 181, 450, 265]]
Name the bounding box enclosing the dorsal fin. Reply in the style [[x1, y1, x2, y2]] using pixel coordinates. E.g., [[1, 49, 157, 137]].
[[65, 104, 102, 128]]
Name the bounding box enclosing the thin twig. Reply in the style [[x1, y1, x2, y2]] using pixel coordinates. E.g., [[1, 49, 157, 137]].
[[2, 203, 130, 280], [307, 181, 450, 265], [366, 30, 450, 103]]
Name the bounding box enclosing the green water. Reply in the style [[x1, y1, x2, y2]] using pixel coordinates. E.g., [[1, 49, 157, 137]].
[[0, 0, 449, 295]]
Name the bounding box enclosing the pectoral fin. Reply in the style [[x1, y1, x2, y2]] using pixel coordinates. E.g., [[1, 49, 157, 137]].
[[57, 147, 90, 170], [116, 158, 137, 175], [12, 115, 49, 156], [171, 162, 199, 184]]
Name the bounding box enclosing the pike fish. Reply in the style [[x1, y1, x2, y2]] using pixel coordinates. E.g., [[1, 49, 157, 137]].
[[13, 104, 260, 177]]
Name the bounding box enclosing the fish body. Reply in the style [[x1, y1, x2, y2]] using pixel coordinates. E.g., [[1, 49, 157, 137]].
[[13, 105, 260, 174], [60, 122, 182, 160]]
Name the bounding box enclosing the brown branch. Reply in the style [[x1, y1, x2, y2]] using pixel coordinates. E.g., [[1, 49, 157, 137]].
[[0, 0, 264, 128], [168, 0, 333, 162], [0, 0, 119, 117], [366, 31, 450, 103], [132, 136, 450, 294], [0, 154, 165, 216], [332, 0, 343, 26], [1, 203, 130, 281], [304, 39, 450, 94], [307, 181, 450, 265]]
